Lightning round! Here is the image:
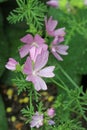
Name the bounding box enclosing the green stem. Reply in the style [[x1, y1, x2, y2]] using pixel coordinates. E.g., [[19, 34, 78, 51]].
[[58, 64, 79, 88], [51, 78, 69, 93]]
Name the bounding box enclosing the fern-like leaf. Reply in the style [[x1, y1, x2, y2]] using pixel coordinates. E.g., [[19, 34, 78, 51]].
[[7, 0, 47, 29]]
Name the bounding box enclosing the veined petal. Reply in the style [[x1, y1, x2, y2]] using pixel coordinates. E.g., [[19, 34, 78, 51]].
[[45, 16, 58, 33], [54, 27, 65, 36], [5, 58, 18, 71], [5, 64, 16, 71], [57, 45, 69, 50], [23, 57, 32, 75], [52, 51, 63, 61], [56, 49, 68, 55], [46, 0, 58, 7], [20, 34, 33, 44], [30, 47, 42, 62], [38, 66, 55, 77], [34, 34, 45, 45], [34, 76, 47, 91], [35, 50, 49, 71], [19, 44, 30, 58]]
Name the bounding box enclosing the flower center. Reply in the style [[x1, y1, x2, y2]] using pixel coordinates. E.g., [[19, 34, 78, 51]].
[[32, 70, 36, 76], [32, 42, 38, 48], [52, 46, 56, 52]]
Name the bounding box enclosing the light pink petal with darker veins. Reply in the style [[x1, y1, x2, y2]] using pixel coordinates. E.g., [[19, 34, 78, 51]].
[[30, 46, 42, 62], [8, 58, 18, 64], [26, 75, 47, 91], [5, 64, 16, 70], [20, 34, 33, 44], [34, 76, 47, 91], [54, 28, 65, 36], [35, 50, 49, 71], [52, 51, 63, 61], [34, 34, 45, 45], [5, 58, 18, 71], [56, 45, 69, 55], [57, 45, 69, 50], [46, 0, 58, 7], [45, 16, 58, 31], [38, 66, 55, 78], [23, 57, 32, 75], [19, 44, 30, 58]]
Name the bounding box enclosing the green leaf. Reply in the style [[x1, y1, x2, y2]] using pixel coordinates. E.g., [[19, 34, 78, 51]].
[[0, 11, 9, 77], [47, 8, 87, 87], [7, 0, 47, 30], [1, 23, 26, 84], [0, 0, 7, 3], [0, 95, 8, 130]]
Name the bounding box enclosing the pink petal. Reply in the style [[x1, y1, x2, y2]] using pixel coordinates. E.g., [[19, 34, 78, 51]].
[[20, 34, 33, 44], [34, 34, 45, 45], [9, 58, 18, 64], [56, 49, 68, 55], [5, 64, 16, 70], [45, 16, 58, 32], [56, 45, 69, 55], [34, 76, 47, 91], [57, 45, 69, 50], [26, 75, 47, 91], [35, 50, 49, 71], [54, 28, 66, 36], [19, 44, 30, 58], [30, 47, 42, 62], [38, 66, 55, 77], [5, 58, 18, 71], [23, 57, 32, 75], [34, 34, 48, 51], [52, 51, 63, 61], [46, 0, 58, 7]]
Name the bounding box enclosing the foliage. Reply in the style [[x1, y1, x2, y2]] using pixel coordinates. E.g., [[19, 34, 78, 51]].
[[0, 0, 87, 130], [48, 7, 87, 88], [0, 95, 8, 130], [0, 11, 9, 77], [7, 0, 47, 32]]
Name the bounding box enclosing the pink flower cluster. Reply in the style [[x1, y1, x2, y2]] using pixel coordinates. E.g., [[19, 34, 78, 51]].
[[5, 16, 69, 91], [30, 108, 55, 128], [5, 1, 69, 129], [45, 16, 69, 61]]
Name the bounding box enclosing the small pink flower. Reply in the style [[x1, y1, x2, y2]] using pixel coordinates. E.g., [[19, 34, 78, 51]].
[[84, 0, 87, 5], [51, 37, 69, 61], [48, 120, 55, 125], [46, 0, 58, 7], [19, 34, 48, 58], [45, 16, 65, 38], [30, 112, 43, 128], [5, 58, 18, 71], [23, 50, 55, 91], [47, 108, 55, 118], [45, 16, 58, 36]]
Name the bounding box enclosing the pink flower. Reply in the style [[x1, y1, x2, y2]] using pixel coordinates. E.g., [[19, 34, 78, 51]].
[[47, 108, 55, 118], [46, 0, 58, 7], [29, 46, 42, 62], [19, 34, 48, 58], [51, 37, 69, 61], [30, 112, 43, 128], [23, 50, 55, 91], [84, 0, 87, 5], [5, 58, 18, 71], [48, 120, 55, 125], [45, 16, 65, 38]]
